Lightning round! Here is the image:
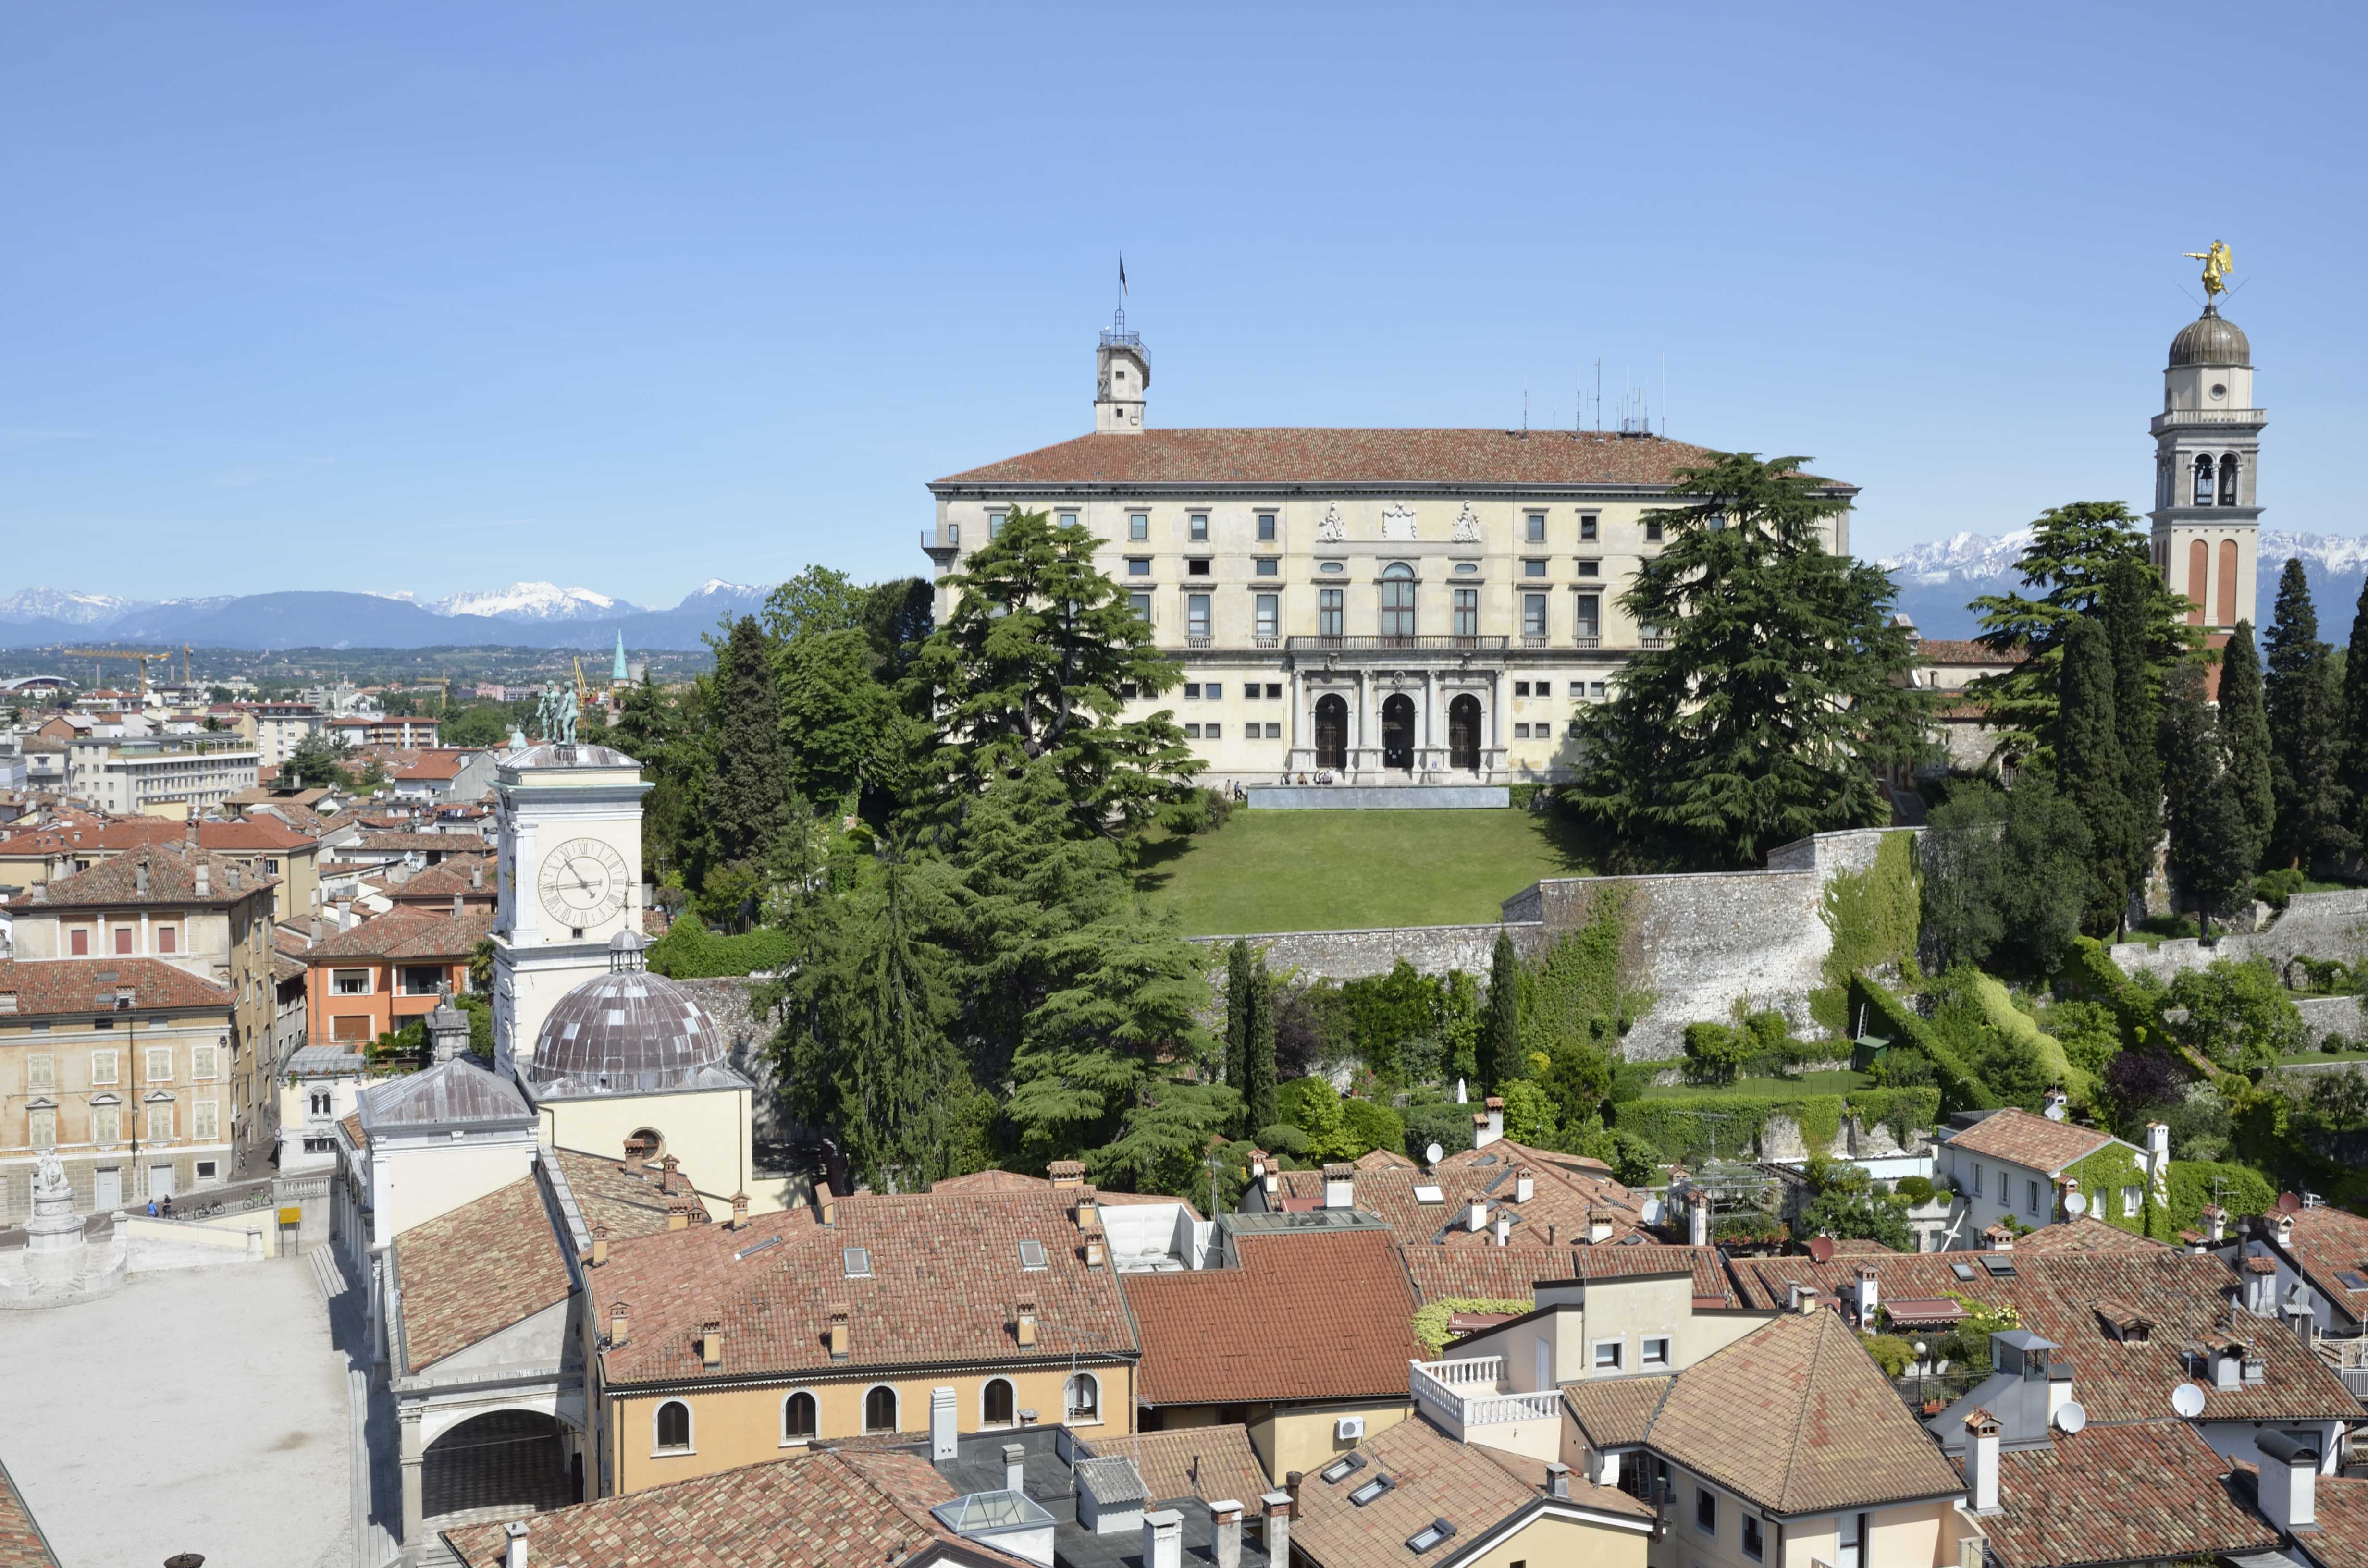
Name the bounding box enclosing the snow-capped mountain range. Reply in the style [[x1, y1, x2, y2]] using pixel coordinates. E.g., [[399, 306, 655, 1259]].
[[1877, 529, 2368, 641]]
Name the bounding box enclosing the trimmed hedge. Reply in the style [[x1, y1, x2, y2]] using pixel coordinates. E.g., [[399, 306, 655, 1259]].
[[2053, 937, 2168, 1053], [2163, 1160, 2276, 1237], [644, 911, 797, 979], [1851, 974, 1998, 1114], [1967, 973, 2094, 1104], [1612, 1087, 1939, 1164]]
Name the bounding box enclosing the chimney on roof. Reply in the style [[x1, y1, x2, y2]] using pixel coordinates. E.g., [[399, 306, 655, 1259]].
[[185, 815, 199, 849], [666, 1196, 691, 1231], [2259, 1429, 2320, 1531], [1514, 1166, 1534, 1203], [1492, 1210, 1511, 1247], [1004, 1443, 1028, 1495], [1015, 1300, 1038, 1348], [728, 1192, 749, 1230], [1964, 1411, 2000, 1513], [452, 892, 463, 916], [1473, 1095, 1504, 1149], [931, 1386, 959, 1461], [1789, 1284, 1820, 1315], [1261, 1490, 1294, 1562], [608, 1298, 629, 1347], [1211, 1500, 1244, 1568], [194, 862, 210, 899], [1467, 1193, 1489, 1234], [1077, 1186, 1100, 1229], [1588, 1209, 1616, 1246], [699, 1320, 722, 1370], [224, 863, 241, 892], [1049, 1159, 1086, 1188], [1543, 1461, 1573, 1501], [659, 1152, 681, 1192], [1323, 1163, 1356, 1211], [589, 1226, 609, 1268], [817, 1185, 836, 1227], [1984, 1224, 2014, 1252], [2043, 1086, 2068, 1122], [503, 1519, 529, 1568], [2146, 1119, 2171, 1194], [134, 861, 148, 896], [2202, 1204, 2227, 1244], [1687, 1190, 1709, 1249], [827, 1305, 850, 1360], [472, 860, 483, 889], [1084, 1228, 1106, 1270], [2286, 1287, 2315, 1343], [623, 1138, 645, 1176], [1855, 1265, 1879, 1325], [309, 914, 321, 943], [1142, 1509, 1183, 1568]]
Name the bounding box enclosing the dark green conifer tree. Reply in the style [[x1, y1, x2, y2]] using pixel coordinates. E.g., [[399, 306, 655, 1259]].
[[2159, 658, 2220, 925], [708, 614, 788, 866], [2100, 557, 2165, 903], [1482, 927, 1519, 1091], [1223, 938, 1253, 1099], [2338, 573, 2368, 852], [2216, 619, 2275, 871], [1243, 956, 1278, 1136], [2052, 615, 2138, 934], [2263, 557, 2351, 870]]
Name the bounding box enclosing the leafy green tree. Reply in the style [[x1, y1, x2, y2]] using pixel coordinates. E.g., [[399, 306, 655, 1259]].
[[1091, 1081, 1241, 1198], [1243, 953, 1278, 1135], [2190, 771, 2260, 935], [2217, 620, 2275, 870], [913, 508, 1199, 839], [709, 614, 789, 866], [1273, 1076, 1355, 1161], [859, 577, 936, 678], [2160, 958, 2306, 1070], [608, 672, 700, 885], [1498, 1079, 1558, 1145], [286, 730, 348, 789], [2053, 616, 2139, 934], [1567, 452, 1931, 869], [760, 564, 865, 646], [2263, 558, 2351, 871], [1482, 928, 1518, 1091], [778, 626, 913, 812], [1681, 1022, 1752, 1085], [1917, 775, 2090, 975], [1970, 502, 2194, 767], [1338, 1097, 1406, 1160], [2337, 572, 2368, 853], [1542, 1039, 1611, 1128], [1798, 1185, 1913, 1251], [441, 705, 515, 749], [1918, 782, 2008, 971], [2160, 657, 2220, 925]]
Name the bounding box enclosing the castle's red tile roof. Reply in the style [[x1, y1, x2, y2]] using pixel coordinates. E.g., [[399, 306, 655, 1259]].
[[1121, 1229, 1422, 1407]]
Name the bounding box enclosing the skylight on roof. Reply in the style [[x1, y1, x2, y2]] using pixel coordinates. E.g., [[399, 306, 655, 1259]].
[[1414, 1184, 1444, 1205], [1407, 1519, 1458, 1553], [1018, 1238, 1048, 1271], [1950, 1262, 1976, 1281], [734, 1236, 781, 1263], [1320, 1454, 1367, 1485], [843, 1246, 872, 1279], [1981, 1255, 2016, 1277], [2339, 1271, 2368, 1293], [1348, 1476, 1393, 1507]]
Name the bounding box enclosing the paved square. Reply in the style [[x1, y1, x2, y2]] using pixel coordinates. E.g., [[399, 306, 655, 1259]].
[[0, 1256, 353, 1568]]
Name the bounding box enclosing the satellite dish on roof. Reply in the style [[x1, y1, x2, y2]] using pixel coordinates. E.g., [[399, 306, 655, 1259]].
[[2064, 1190, 2087, 1216], [2171, 1383, 2208, 1419], [1424, 1142, 1444, 1167], [2053, 1400, 2086, 1434]]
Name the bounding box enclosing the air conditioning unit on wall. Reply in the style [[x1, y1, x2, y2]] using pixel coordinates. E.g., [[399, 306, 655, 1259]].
[[1335, 1416, 1365, 1442]]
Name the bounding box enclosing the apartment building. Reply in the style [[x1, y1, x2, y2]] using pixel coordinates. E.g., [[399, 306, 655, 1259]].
[[64, 735, 260, 817], [304, 904, 493, 1046]]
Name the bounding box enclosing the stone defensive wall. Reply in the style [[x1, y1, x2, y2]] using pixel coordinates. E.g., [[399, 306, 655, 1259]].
[[2109, 888, 2368, 985], [1196, 827, 1911, 1061]]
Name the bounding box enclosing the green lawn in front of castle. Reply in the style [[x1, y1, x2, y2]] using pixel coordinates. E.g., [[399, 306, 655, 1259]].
[[1135, 807, 1595, 937]]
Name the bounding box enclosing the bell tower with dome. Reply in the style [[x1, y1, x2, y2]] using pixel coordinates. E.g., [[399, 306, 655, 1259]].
[[1094, 308, 1148, 434], [2149, 245, 2264, 635]]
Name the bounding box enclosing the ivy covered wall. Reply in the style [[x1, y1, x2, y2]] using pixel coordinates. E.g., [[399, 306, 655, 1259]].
[[1811, 830, 1921, 1034]]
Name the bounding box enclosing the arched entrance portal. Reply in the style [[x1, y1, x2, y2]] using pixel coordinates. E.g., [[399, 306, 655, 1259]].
[[1382, 694, 1416, 772], [1448, 695, 1482, 771], [422, 1409, 577, 1530], [1315, 695, 1348, 770]]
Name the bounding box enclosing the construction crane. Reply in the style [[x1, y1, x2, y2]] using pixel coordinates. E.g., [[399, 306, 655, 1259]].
[[62, 648, 175, 703], [572, 658, 596, 710]]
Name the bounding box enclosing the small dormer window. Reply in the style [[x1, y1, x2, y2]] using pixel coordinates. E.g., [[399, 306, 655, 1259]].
[[843, 1246, 872, 1279]]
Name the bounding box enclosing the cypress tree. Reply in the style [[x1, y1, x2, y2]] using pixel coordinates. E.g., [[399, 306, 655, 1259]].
[[2100, 558, 2165, 910], [1243, 956, 1278, 1135], [708, 614, 788, 866], [2338, 573, 2368, 852], [2263, 557, 2351, 870], [2217, 619, 2275, 872], [1482, 927, 1519, 1092], [2159, 658, 2220, 928], [1223, 938, 1253, 1099], [2053, 615, 2137, 935], [2192, 771, 2259, 937]]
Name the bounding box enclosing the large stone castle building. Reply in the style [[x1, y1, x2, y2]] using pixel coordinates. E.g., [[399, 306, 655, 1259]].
[[925, 315, 1854, 790]]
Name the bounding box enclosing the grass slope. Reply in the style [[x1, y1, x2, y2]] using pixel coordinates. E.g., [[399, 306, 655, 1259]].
[[1137, 808, 1593, 936]]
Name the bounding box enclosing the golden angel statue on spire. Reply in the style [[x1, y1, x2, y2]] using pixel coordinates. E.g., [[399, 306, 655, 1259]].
[[2183, 240, 2233, 300]]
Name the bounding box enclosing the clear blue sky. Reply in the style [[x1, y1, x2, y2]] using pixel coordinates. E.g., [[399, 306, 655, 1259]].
[[4, 2, 2362, 604]]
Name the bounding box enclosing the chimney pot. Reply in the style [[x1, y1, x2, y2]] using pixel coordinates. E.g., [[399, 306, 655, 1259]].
[[818, 1185, 837, 1227], [452, 891, 463, 915], [730, 1192, 750, 1230], [2258, 1429, 2320, 1531], [931, 1385, 959, 1461], [1964, 1410, 2000, 1513], [1261, 1489, 1295, 1562], [1544, 1460, 1572, 1500], [624, 1139, 645, 1175], [1004, 1442, 1028, 1495], [1016, 1300, 1038, 1348], [608, 1298, 629, 1346], [1323, 1163, 1356, 1210], [590, 1226, 609, 1267], [1049, 1160, 1086, 1188], [1211, 1500, 1245, 1568], [700, 1320, 722, 1369], [1142, 1509, 1184, 1568], [503, 1519, 529, 1568], [1467, 1193, 1489, 1233], [827, 1304, 850, 1360], [1492, 1211, 1511, 1247], [1515, 1166, 1534, 1203]]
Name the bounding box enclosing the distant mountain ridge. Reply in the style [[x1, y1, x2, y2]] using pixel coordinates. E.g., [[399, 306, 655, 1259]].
[[1878, 529, 2368, 643], [0, 578, 768, 651]]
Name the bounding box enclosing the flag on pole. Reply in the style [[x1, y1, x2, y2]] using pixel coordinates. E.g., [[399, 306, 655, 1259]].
[[1119, 254, 1128, 295]]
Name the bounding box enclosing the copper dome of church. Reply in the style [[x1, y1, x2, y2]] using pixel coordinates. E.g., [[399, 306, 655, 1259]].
[[2169, 307, 2251, 368], [528, 931, 737, 1095]]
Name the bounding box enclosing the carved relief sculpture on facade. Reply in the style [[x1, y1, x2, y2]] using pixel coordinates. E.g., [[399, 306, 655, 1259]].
[[1451, 501, 1481, 542], [1315, 502, 1345, 543], [1381, 502, 1419, 541]]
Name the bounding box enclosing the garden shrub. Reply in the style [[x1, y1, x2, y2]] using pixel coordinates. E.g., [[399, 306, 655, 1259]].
[[2162, 1159, 2276, 1237], [1812, 831, 1922, 1034], [1965, 972, 2092, 1103], [1338, 1097, 1406, 1161], [645, 909, 798, 978], [1412, 1297, 1534, 1356], [1850, 974, 1999, 1114]]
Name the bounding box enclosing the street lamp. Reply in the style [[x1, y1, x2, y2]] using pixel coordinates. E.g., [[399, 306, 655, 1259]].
[[1912, 1341, 1928, 1409]]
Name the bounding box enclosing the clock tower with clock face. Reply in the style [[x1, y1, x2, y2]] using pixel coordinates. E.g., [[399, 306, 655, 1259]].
[[486, 742, 654, 1081]]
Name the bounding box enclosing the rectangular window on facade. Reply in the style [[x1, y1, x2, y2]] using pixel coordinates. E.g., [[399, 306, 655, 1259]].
[[1187, 558, 1211, 576], [1526, 512, 1546, 542], [1265, 723, 1281, 739], [1056, 511, 1078, 528], [2121, 1185, 2142, 1217], [158, 927, 178, 954], [1184, 723, 1202, 739], [29, 1110, 56, 1150], [987, 508, 1007, 538], [70, 929, 89, 956], [1205, 723, 1221, 739], [1589, 682, 1605, 698], [1594, 1340, 1622, 1371], [1515, 681, 1530, 697], [1577, 560, 1600, 577], [1320, 589, 1344, 638], [1641, 1335, 1672, 1369], [147, 1047, 173, 1083], [1255, 557, 1279, 576], [1184, 683, 1202, 700], [1743, 1516, 1764, 1561], [1514, 723, 1530, 739], [1453, 589, 1479, 637], [1187, 595, 1211, 641], [1645, 518, 1665, 541], [191, 1045, 218, 1081], [114, 928, 133, 956], [1265, 684, 1282, 698], [1127, 557, 1151, 576], [1695, 1489, 1716, 1535], [1973, 1163, 1984, 1196], [1522, 594, 1548, 639], [27, 1052, 54, 1091], [2028, 1179, 2041, 1215], [91, 1049, 118, 1085], [145, 1103, 172, 1142], [1522, 558, 1547, 578], [1580, 513, 1599, 540], [1188, 513, 1209, 540], [193, 1100, 219, 1141], [1838, 1512, 1864, 1568], [1574, 594, 1601, 638], [333, 1016, 371, 1043], [91, 1106, 120, 1144], [1205, 684, 1224, 700], [1129, 591, 1154, 623], [1257, 513, 1277, 541], [1534, 681, 1552, 697], [1129, 512, 1149, 540], [1256, 594, 1280, 640], [333, 969, 370, 996]]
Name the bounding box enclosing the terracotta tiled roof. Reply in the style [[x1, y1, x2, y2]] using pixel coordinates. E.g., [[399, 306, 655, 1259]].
[[594, 1188, 1137, 1386], [1912, 639, 2029, 666], [1943, 1108, 2121, 1176], [552, 1147, 709, 1241], [0, 957, 233, 1017], [443, 1447, 1033, 1568], [393, 750, 481, 782], [1081, 1425, 1269, 1511], [1976, 1420, 2276, 1568], [382, 858, 495, 904], [1562, 1374, 1674, 1449], [2306, 1475, 2368, 1568], [307, 905, 494, 961], [198, 817, 315, 851], [927, 1169, 1200, 1212], [2258, 1204, 2368, 1323], [392, 1176, 572, 1374], [357, 830, 482, 853], [933, 428, 1826, 491], [1645, 1309, 1967, 1516], [1122, 1230, 1422, 1406], [2013, 1214, 2170, 1254], [1399, 1242, 1734, 1309], [34, 842, 278, 908], [1724, 1250, 2021, 1314], [1289, 1413, 1650, 1568], [338, 1110, 367, 1149], [1824, 1237, 1901, 1254], [0, 1453, 61, 1568], [1268, 1144, 1646, 1250]]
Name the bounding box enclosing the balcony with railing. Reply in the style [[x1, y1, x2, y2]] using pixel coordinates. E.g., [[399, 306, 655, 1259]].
[[1285, 635, 1510, 655], [1572, 634, 1602, 649], [2151, 405, 2267, 434], [1409, 1357, 1564, 1458]]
